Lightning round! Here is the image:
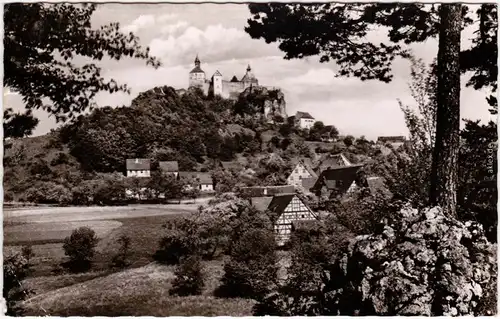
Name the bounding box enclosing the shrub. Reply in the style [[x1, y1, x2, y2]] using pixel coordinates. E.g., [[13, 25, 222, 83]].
[[62, 227, 99, 271], [216, 228, 278, 300], [153, 220, 198, 265], [169, 255, 206, 296], [110, 235, 132, 268], [50, 152, 69, 166], [25, 181, 73, 205], [21, 245, 35, 266], [4, 253, 31, 315]]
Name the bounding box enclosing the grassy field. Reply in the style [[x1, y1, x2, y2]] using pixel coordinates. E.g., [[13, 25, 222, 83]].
[[4, 203, 258, 316]]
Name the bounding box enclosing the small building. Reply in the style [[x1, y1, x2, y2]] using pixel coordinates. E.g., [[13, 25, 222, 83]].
[[311, 164, 364, 199], [126, 158, 151, 178], [377, 136, 406, 149], [267, 193, 318, 246], [159, 161, 179, 177], [292, 111, 316, 130], [315, 153, 352, 174], [286, 158, 318, 188], [178, 171, 214, 192]]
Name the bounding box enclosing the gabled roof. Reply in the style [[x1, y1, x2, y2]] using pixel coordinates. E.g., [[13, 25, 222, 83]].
[[159, 161, 179, 172], [189, 66, 205, 74], [239, 185, 295, 198], [267, 194, 296, 214], [126, 158, 151, 171], [312, 165, 363, 194], [230, 75, 239, 82], [296, 111, 315, 120], [291, 158, 318, 178], [213, 70, 222, 77], [316, 153, 352, 172]]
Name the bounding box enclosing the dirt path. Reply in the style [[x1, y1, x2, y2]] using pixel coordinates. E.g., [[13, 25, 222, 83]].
[[4, 197, 213, 224]]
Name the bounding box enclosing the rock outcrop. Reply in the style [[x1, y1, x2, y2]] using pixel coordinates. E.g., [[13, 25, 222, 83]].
[[325, 206, 497, 316], [238, 86, 287, 121]]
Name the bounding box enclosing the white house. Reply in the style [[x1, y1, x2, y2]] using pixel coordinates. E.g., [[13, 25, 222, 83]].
[[294, 111, 316, 130], [178, 172, 214, 193], [266, 193, 318, 246], [287, 159, 318, 188], [126, 158, 151, 178], [159, 161, 179, 178]]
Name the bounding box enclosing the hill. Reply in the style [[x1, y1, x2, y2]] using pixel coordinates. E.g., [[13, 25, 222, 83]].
[[3, 85, 389, 203]]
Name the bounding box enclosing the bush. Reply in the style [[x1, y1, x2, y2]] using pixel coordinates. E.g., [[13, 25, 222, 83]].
[[4, 253, 31, 315], [25, 181, 73, 205], [153, 220, 198, 265], [62, 227, 99, 272], [110, 235, 132, 268], [216, 228, 278, 300], [169, 255, 206, 296]]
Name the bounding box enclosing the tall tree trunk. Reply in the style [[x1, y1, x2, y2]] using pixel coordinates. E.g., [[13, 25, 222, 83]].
[[429, 4, 462, 217]]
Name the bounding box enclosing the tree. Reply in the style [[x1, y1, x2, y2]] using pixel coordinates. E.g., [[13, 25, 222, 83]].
[[343, 135, 355, 147], [110, 235, 132, 268], [4, 3, 160, 122], [3, 253, 31, 316], [428, 4, 462, 217], [3, 108, 39, 139], [245, 3, 497, 216], [169, 255, 206, 296], [62, 226, 99, 271]]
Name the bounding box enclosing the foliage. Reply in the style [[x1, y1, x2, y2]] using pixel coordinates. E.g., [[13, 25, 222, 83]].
[[3, 108, 39, 139], [4, 3, 160, 121], [110, 235, 132, 268], [21, 245, 35, 267], [216, 228, 278, 300], [3, 253, 32, 316], [62, 227, 99, 271], [25, 181, 73, 205], [153, 219, 199, 265], [169, 255, 206, 296], [343, 135, 354, 147]]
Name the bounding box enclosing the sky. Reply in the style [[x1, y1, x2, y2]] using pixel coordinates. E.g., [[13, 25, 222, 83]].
[[4, 3, 495, 140]]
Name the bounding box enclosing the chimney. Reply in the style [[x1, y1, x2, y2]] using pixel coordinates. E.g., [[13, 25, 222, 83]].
[[135, 158, 139, 164], [263, 188, 268, 196]]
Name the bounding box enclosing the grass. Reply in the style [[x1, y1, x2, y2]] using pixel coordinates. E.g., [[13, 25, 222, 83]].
[[22, 261, 255, 316]]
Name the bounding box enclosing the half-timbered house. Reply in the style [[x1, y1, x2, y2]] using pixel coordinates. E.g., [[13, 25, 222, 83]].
[[126, 158, 151, 177], [266, 193, 318, 246], [311, 164, 364, 199], [286, 158, 317, 188], [315, 153, 352, 174]]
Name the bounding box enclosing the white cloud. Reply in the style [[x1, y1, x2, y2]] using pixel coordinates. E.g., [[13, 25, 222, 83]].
[[157, 13, 178, 23], [121, 14, 156, 33], [160, 21, 189, 35]]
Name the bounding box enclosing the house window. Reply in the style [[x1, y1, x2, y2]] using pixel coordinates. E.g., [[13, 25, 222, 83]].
[[301, 214, 305, 218]]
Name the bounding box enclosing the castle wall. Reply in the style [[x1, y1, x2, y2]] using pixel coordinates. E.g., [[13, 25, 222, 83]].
[[222, 80, 245, 99]]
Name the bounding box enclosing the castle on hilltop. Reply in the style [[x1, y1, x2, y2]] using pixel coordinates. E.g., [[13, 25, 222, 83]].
[[188, 55, 260, 100]]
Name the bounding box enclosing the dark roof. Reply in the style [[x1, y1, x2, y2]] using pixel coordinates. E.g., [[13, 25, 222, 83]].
[[250, 196, 274, 212], [230, 75, 239, 82], [239, 185, 295, 198], [296, 111, 315, 120], [301, 177, 318, 192], [189, 66, 205, 74], [178, 171, 213, 185], [267, 194, 296, 214], [159, 161, 179, 172], [213, 70, 222, 77], [126, 158, 151, 170], [312, 165, 363, 194], [316, 153, 352, 172], [377, 136, 406, 143]]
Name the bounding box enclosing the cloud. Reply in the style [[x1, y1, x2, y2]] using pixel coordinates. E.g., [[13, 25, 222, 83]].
[[157, 13, 178, 23], [121, 14, 156, 33], [160, 21, 189, 35], [149, 24, 280, 67]]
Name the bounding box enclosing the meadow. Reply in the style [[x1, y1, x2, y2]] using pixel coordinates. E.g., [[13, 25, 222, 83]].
[[3, 201, 257, 316]]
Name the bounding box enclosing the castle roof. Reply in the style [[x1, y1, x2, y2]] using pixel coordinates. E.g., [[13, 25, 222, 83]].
[[213, 70, 222, 77], [230, 75, 239, 82], [190, 66, 205, 74], [241, 64, 258, 83]]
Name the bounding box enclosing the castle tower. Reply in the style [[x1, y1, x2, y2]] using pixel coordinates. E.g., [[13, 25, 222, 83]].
[[241, 64, 259, 89], [212, 70, 223, 96], [189, 54, 206, 89]]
